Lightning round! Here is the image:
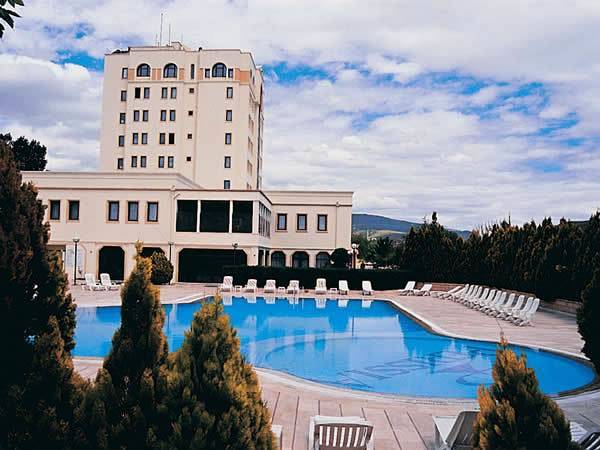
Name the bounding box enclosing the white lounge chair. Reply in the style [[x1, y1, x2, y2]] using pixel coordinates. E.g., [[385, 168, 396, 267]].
[[462, 286, 482, 305], [433, 410, 478, 450], [514, 298, 540, 326], [264, 279, 276, 294], [453, 284, 474, 302], [220, 276, 233, 292], [315, 278, 327, 295], [398, 281, 416, 295], [507, 296, 533, 321], [244, 279, 257, 293], [439, 285, 463, 299], [362, 280, 373, 295], [489, 293, 515, 316], [84, 273, 104, 291], [339, 280, 350, 295], [100, 273, 119, 290], [414, 283, 432, 296], [308, 415, 374, 450], [481, 291, 506, 313], [469, 288, 491, 308], [287, 280, 300, 294]]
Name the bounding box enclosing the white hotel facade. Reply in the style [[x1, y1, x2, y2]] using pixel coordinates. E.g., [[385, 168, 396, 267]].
[[24, 43, 353, 282]]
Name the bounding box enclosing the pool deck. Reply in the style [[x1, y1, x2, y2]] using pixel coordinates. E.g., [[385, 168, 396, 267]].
[[72, 284, 600, 450]]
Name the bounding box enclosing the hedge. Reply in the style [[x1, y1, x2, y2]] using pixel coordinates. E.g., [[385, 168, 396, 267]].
[[221, 265, 418, 291]]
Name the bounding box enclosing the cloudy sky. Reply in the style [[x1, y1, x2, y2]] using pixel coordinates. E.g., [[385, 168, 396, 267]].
[[1, 0, 600, 229]]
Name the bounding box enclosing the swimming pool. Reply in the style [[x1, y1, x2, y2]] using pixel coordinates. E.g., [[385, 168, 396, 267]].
[[74, 296, 596, 399]]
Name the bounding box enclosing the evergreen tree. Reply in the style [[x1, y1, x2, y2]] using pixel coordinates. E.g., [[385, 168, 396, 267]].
[[161, 295, 275, 450], [330, 247, 350, 268], [0, 0, 24, 37], [577, 267, 600, 373], [1, 132, 48, 171], [150, 251, 174, 285], [473, 340, 577, 450]]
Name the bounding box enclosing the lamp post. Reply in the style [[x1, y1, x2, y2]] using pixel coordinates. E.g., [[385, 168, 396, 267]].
[[168, 241, 174, 262], [351, 243, 359, 269], [232, 242, 239, 265], [72, 237, 80, 285]]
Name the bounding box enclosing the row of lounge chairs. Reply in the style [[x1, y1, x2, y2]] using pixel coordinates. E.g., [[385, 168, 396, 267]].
[[220, 276, 375, 296], [398, 281, 432, 296], [438, 284, 540, 326], [82, 273, 120, 291]]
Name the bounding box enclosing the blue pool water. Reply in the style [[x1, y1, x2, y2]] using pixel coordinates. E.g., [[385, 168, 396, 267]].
[[74, 296, 596, 398]]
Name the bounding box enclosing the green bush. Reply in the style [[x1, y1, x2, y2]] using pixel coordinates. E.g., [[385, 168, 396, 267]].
[[222, 265, 417, 290], [577, 267, 600, 373], [330, 247, 350, 268], [150, 251, 173, 285]]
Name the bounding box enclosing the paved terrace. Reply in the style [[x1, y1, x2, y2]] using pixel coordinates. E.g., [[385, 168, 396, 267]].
[[72, 284, 600, 450]]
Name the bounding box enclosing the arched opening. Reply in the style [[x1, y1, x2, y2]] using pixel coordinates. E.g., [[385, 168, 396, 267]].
[[212, 62, 227, 78], [178, 248, 247, 282], [271, 251, 286, 268], [98, 246, 125, 282], [141, 247, 164, 258], [292, 251, 309, 268], [136, 63, 150, 77], [315, 252, 331, 269], [163, 63, 178, 78]]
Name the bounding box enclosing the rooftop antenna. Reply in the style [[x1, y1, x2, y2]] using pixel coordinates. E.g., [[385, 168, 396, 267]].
[[159, 13, 164, 46]]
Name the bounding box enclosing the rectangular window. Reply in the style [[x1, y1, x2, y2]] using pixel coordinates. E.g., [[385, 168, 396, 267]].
[[159, 133, 166, 144], [204, 68, 210, 78], [190, 64, 195, 79], [161, 87, 168, 99], [133, 110, 140, 121], [132, 133, 139, 144], [120, 90, 127, 101], [118, 135, 125, 147], [140, 155, 147, 167], [68, 200, 80, 221], [225, 133, 232, 145], [228, 68, 234, 78], [49, 200, 60, 220], [297, 214, 307, 231], [168, 133, 175, 145], [117, 158, 124, 170], [131, 155, 137, 167], [224, 180, 231, 190], [188, 110, 193, 116], [169, 109, 176, 121], [127, 201, 139, 222], [160, 110, 167, 121], [226, 87, 233, 98], [168, 156, 174, 168], [158, 156, 165, 168], [170, 87, 177, 98], [317, 214, 328, 231], [142, 110, 149, 121], [199, 200, 229, 232], [121, 67, 128, 79], [147, 202, 159, 222], [108, 201, 119, 222], [226, 109, 232, 121], [134, 87, 141, 99], [232, 201, 253, 233], [277, 213, 287, 231], [176, 200, 198, 232], [141, 133, 148, 144], [224, 156, 231, 168], [186, 156, 192, 162], [187, 133, 192, 139], [189, 87, 195, 93], [119, 112, 126, 124], [143, 87, 150, 99]]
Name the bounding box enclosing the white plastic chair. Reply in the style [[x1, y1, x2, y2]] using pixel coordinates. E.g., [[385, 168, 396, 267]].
[[264, 279, 276, 294], [100, 273, 119, 290], [339, 280, 350, 295], [85, 273, 104, 291], [414, 283, 432, 296], [433, 410, 478, 450], [315, 278, 327, 295], [244, 279, 257, 293], [287, 280, 300, 294], [220, 276, 233, 292], [308, 415, 374, 450], [362, 280, 373, 295], [398, 281, 416, 295]]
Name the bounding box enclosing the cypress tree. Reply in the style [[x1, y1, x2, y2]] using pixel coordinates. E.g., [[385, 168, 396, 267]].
[[577, 267, 600, 372], [161, 295, 275, 450], [473, 340, 577, 449]]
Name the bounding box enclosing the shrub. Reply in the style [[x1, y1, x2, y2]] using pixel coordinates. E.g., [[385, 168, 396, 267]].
[[473, 340, 577, 449], [577, 267, 600, 373], [150, 251, 173, 285], [330, 247, 350, 268]]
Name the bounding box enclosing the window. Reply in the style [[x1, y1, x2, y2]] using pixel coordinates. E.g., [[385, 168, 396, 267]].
[[277, 214, 287, 231], [168, 133, 175, 145], [133, 110, 140, 121], [68, 200, 80, 221], [188, 110, 193, 116], [170, 87, 177, 98], [190, 64, 195, 79], [169, 109, 176, 121], [212, 62, 227, 78], [135, 87, 141, 99], [271, 251, 285, 267], [158, 156, 165, 168], [316, 252, 331, 268], [121, 67, 128, 79], [225, 133, 232, 145], [189, 87, 195, 93], [49, 200, 60, 220], [168, 156, 174, 168], [119, 112, 126, 124], [297, 214, 307, 231], [226, 109, 232, 121], [118, 135, 125, 147], [132, 133, 139, 144], [144, 87, 150, 99], [176, 200, 198, 232], [160, 110, 167, 121], [204, 68, 210, 78], [136, 63, 150, 77], [140, 155, 147, 167], [127, 201, 139, 221], [117, 158, 124, 170], [131, 155, 137, 167], [187, 133, 192, 139], [120, 90, 127, 101], [186, 156, 192, 162], [142, 110, 149, 121], [147, 202, 159, 222], [292, 251, 309, 268], [141, 133, 148, 144], [228, 68, 234, 78], [161, 87, 168, 98], [317, 214, 328, 231], [224, 180, 231, 190], [159, 133, 166, 144], [108, 201, 119, 221], [226, 86, 233, 98], [199, 200, 229, 232], [163, 63, 178, 78], [224, 156, 231, 168], [232, 201, 253, 233]]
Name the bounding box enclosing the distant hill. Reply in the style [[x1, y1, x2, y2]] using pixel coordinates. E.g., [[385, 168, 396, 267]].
[[352, 213, 471, 240]]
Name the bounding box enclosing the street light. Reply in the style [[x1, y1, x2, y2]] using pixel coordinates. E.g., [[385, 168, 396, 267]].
[[72, 237, 80, 285], [232, 242, 239, 265], [351, 243, 359, 269]]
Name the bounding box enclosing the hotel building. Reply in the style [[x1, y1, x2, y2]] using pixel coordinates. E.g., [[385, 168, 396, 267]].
[[23, 43, 353, 282]]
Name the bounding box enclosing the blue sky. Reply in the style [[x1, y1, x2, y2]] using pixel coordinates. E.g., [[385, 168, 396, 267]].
[[1, 0, 600, 228]]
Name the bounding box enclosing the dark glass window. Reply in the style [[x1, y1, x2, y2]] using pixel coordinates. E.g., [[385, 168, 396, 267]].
[[318, 214, 328, 231], [228, 68, 234, 78], [140, 156, 147, 167], [132, 133, 139, 144], [226, 109, 232, 121], [147, 202, 159, 222], [68, 200, 80, 221], [189, 87, 195, 93], [212, 62, 226, 77], [271, 251, 285, 267], [49, 200, 60, 220], [164, 63, 177, 78], [117, 158, 124, 170], [141, 133, 148, 144], [160, 110, 167, 121], [159, 133, 166, 144], [297, 214, 307, 231], [170, 109, 176, 121], [133, 110, 140, 121], [135, 87, 141, 99], [226, 86, 233, 98], [170, 87, 177, 98], [120, 90, 127, 101], [108, 201, 119, 221], [225, 133, 232, 145], [277, 213, 287, 230], [190, 64, 195, 79], [316, 252, 330, 268], [131, 155, 137, 167], [176, 200, 198, 232], [161, 87, 168, 98], [121, 67, 128, 79], [223, 180, 231, 190], [188, 110, 193, 116], [224, 156, 231, 168], [204, 68, 210, 78], [119, 112, 126, 124], [144, 87, 150, 98], [292, 251, 309, 268], [158, 156, 165, 168], [136, 64, 150, 77], [200, 200, 229, 232], [127, 201, 139, 221], [142, 110, 149, 121], [168, 156, 174, 168], [168, 133, 175, 145], [232, 201, 253, 233], [118, 135, 125, 146]]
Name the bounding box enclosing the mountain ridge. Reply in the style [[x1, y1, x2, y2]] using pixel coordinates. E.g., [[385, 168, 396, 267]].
[[352, 213, 471, 239]]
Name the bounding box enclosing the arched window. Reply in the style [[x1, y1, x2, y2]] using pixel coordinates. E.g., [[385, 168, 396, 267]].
[[212, 62, 227, 78], [315, 252, 330, 269], [271, 251, 286, 268], [292, 251, 309, 268], [136, 63, 150, 77], [163, 63, 178, 78]]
